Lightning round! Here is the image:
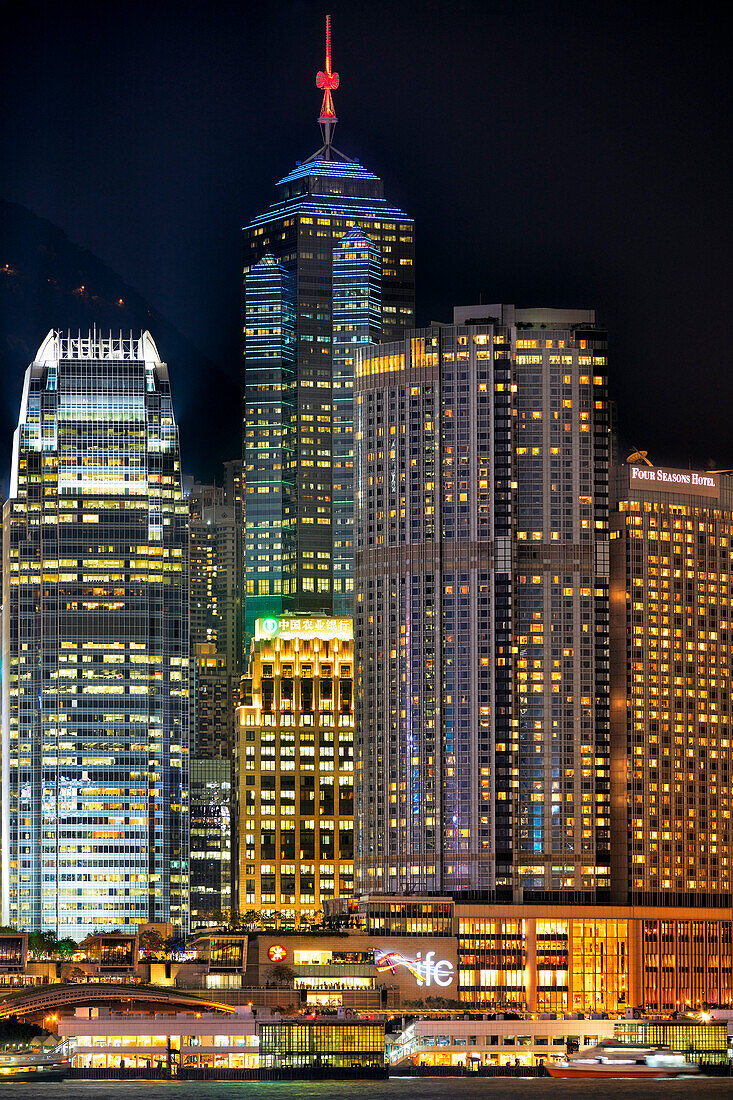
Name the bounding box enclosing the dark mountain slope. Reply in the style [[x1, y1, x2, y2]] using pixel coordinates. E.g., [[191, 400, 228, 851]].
[[0, 200, 241, 488]]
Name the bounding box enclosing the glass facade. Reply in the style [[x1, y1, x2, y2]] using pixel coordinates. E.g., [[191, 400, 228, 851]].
[[616, 1019, 728, 1064], [361, 897, 455, 937], [457, 913, 627, 1012], [1, 330, 189, 937], [243, 256, 296, 641], [242, 155, 414, 642], [641, 916, 732, 1010], [259, 1019, 385, 1068], [189, 480, 241, 708], [354, 308, 610, 900], [189, 757, 232, 928], [569, 918, 628, 1012], [331, 228, 382, 615], [458, 916, 528, 1008], [0, 934, 26, 972]]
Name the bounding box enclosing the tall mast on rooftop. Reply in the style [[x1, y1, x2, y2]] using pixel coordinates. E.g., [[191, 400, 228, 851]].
[[240, 14, 415, 646], [308, 14, 351, 163]]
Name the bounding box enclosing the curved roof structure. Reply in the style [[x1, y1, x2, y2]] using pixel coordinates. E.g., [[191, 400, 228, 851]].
[[0, 983, 234, 1022]]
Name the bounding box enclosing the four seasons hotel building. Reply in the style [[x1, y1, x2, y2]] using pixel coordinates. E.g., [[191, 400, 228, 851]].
[[1, 331, 189, 938], [610, 462, 733, 908]]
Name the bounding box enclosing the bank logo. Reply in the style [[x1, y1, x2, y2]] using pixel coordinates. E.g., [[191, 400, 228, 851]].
[[375, 950, 454, 988]]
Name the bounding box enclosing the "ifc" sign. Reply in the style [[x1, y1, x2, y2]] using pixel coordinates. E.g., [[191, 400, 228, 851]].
[[375, 949, 455, 988]]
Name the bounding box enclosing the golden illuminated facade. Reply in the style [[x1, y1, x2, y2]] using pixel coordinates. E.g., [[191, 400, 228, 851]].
[[457, 908, 630, 1012], [237, 616, 354, 923], [356, 895, 732, 1012], [345, 893, 726, 1012], [611, 465, 733, 908]]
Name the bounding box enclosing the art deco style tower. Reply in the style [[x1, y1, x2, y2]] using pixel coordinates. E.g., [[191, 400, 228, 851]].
[[237, 615, 354, 925], [242, 16, 414, 643], [354, 307, 611, 901], [1, 331, 189, 938]]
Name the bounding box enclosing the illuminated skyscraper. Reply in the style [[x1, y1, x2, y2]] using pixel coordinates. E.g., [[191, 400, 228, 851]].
[[1, 331, 189, 937], [242, 17, 414, 642], [243, 256, 296, 638], [187, 476, 242, 926], [332, 229, 381, 615], [189, 478, 242, 755], [610, 461, 733, 908], [355, 306, 611, 901], [236, 615, 354, 924]]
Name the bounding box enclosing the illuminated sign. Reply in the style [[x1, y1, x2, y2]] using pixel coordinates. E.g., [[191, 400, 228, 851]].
[[629, 466, 719, 498], [375, 950, 454, 988], [268, 944, 287, 962], [255, 617, 353, 642]]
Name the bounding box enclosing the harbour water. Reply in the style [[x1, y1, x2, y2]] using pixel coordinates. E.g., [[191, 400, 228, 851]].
[[2, 1079, 730, 1099]]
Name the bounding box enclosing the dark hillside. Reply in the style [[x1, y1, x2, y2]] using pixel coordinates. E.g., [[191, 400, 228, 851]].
[[0, 200, 241, 488]]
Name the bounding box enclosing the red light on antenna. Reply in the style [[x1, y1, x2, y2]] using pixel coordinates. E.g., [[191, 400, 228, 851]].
[[316, 14, 339, 121]]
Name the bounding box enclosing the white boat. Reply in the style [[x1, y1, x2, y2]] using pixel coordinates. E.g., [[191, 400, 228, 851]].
[[0, 1044, 69, 1082], [546, 1040, 699, 1078]]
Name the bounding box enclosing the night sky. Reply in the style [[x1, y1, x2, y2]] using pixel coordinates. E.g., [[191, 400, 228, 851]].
[[1, 0, 731, 476]]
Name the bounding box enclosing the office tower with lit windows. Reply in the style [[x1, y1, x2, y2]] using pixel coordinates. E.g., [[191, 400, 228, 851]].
[[189, 478, 242, 754], [188, 474, 243, 925], [242, 17, 414, 642], [332, 228, 382, 615], [222, 457, 245, 661], [1, 330, 189, 938], [188, 751, 232, 928], [610, 461, 733, 908], [243, 256, 296, 640], [354, 306, 611, 901], [236, 616, 354, 924]]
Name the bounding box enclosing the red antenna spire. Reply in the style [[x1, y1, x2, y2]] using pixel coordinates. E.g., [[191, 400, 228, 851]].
[[325, 14, 333, 78], [316, 14, 339, 122], [305, 15, 352, 164]]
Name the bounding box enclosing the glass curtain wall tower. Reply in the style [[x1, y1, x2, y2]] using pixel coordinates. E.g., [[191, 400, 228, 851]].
[[243, 257, 296, 637], [242, 18, 414, 643], [332, 229, 382, 615], [1, 331, 189, 938]]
